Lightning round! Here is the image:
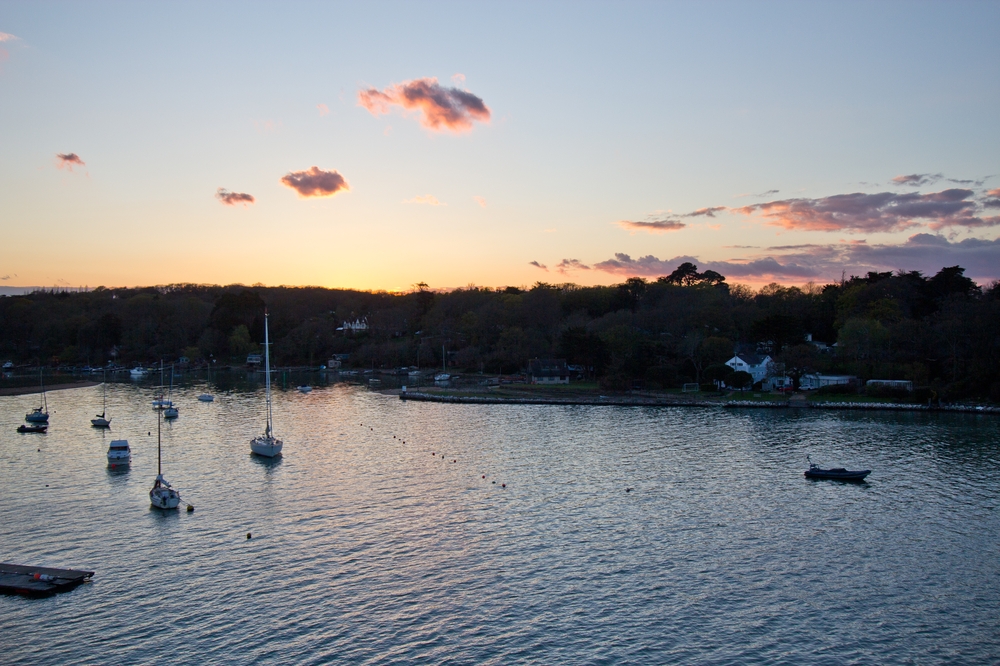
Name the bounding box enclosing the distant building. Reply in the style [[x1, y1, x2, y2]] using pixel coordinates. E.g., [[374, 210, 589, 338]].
[[338, 318, 369, 333], [866, 379, 913, 391], [800, 374, 857, 390], [725, 353, 773, 385], [246, 353, 262, 367], [326, 357, 342, 369], [528, 358, 569, 384]]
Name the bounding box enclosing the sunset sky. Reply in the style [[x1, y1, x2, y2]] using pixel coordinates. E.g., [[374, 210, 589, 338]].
[[1, 1, 998, 291]]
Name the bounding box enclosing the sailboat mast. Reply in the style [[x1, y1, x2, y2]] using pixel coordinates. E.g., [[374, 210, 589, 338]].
[[264, 312, 272, 436], [157, 406, 162, 476], [40, 366, 47, 411]]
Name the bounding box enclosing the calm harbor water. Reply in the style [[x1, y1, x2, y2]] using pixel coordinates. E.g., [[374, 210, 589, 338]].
[[1, 381, 998, 664]]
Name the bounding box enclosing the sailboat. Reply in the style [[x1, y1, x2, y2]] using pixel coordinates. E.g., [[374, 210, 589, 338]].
[[149, 407, 181, 509], [91, 371, 111, 427], [25, 367, 49, 423], [152, 360, 172, 409], [250, 312, 283, 458], [163, 365, 179, 419]]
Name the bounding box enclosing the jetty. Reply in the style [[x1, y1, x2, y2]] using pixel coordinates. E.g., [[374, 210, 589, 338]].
[[0, 563, 94, 597]]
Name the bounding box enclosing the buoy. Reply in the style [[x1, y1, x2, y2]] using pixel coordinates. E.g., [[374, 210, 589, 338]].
[[453, 459, 456, 463], [187, 504, 194, 512], [482, 475, 486, 479], [246, 532, 252, 539], [626, 488, 632, 492], [431, 452, 435, 456], [492, 481, 496, 484], [501, 483, 506, 488], [148, 431, 151, 435]]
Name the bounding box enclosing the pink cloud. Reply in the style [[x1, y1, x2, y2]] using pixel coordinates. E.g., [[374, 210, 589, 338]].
[[280, 166, 349, 198], [557, 259, 590, 274], [216, 188, 255, 206], [686, 206, 726, 217], [530, 260, 548, 271], [473, 196, 487, 208], [55, 153, 85, 171], [590, 234, 1000, 284], [403, 194, 445, 206], [736, 189, 989, 233], [358, 77, 491, 133], [317, 103, 330, 116], [891, 173, 942, 187], [617, 218, 685, 234]]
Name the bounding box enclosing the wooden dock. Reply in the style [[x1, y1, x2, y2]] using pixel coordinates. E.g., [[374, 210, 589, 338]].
[[0, 563, 94, 597]]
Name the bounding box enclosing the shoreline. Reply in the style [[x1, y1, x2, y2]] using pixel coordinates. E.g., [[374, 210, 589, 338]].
[[0, 381, 100, 396], [395, 389, 1000, 415]]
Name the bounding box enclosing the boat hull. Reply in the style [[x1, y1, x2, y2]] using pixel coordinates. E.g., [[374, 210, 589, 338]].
[[251, 436, 283, 458], [805, 468, 870, 481], [25, 412, 49, 423], [150, 487, 180, 509], [17, 425, 47, 433], [91, 418, 111, 427]]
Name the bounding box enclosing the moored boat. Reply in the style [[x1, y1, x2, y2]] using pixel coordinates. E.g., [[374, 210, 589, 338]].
[[805, 456, 870, 481], [107, 439, 131, 468], [17, 424, 47, 433], [250, 311, 283, 458]]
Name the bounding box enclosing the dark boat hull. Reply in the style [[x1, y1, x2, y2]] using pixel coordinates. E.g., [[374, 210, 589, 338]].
[[17, 425, 47, 433], [805, 467, 870, 481]]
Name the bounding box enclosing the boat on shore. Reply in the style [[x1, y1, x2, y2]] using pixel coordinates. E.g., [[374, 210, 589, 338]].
[[805, 457, 870, 481]]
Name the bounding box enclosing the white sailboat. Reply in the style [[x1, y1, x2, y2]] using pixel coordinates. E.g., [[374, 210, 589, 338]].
[[25, 367, 49, 423], [91, 371, 111, 427], [152, 360, 173, 409], [250, 312, 283, 458], [149, 408, 181, 509], [163, 365, 179, 419]]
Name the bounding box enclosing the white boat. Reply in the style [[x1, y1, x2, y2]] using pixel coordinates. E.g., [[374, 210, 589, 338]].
[[149, 409, 181, 509], [106, 439, 131, 468], [25, 368, 49, 423], [197, 394, 214, 402], [434, 373, 451, 382], [163, 365, 179, 419], [250, 312, 283, 458], [130, 366, 147, 377], [91, 371, 111, 427], [296, 385, 312, 393]]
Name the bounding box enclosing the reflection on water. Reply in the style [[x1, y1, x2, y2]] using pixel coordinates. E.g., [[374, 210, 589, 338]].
[[1, 382, 998, 664]]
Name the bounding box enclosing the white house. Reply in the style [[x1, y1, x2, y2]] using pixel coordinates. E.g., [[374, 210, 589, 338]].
[[725, 353, 772, 385]]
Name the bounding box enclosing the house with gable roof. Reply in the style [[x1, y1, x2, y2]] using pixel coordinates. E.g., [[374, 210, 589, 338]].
[[725, 352, 773, 385]]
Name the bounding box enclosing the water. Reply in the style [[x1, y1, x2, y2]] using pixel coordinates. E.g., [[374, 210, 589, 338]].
[[1, 383, 998, 664]]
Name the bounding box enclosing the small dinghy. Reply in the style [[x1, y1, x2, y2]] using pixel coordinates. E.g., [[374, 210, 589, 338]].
[[17, 424, 47, 434], [805, 456, 870, 481]]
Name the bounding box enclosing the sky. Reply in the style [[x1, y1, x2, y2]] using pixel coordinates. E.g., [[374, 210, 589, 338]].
[[1, 1, 998, 292]]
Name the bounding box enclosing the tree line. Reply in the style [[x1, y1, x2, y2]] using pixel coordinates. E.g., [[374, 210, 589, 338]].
[[1, 263, 997, 401]]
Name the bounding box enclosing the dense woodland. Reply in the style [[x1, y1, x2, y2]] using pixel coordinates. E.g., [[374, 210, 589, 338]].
[[1, 263, 998, 401]]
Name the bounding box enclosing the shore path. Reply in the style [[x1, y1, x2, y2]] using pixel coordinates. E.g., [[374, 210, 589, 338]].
[[0, 381, 100, 396]]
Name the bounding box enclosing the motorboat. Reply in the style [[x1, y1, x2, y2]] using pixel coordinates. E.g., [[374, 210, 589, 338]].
[[197, 394, 214, 402], [250, 312, 283, 458], [17, 424, 47, 433], [130, 366, 147, 378], [805, 456, 870, 481], [434, 373, 451, 382], [107, 439, 131, 468], [296, 385, 312, 393]]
